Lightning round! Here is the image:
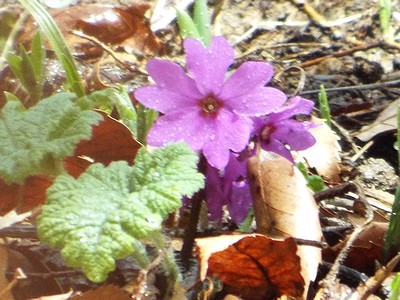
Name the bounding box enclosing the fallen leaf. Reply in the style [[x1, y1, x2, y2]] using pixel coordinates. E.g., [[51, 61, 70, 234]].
[[0, 210, 31, 230], [300, 117, 341, 183], [0, 245, 14, 300], [70, 285, 131, 300], [196, 234, 304, 299], [248, 150, 322, 296], [323, 222, 388, 275], [0, 175, 53, 215], [355, 99, 399, 142], [20, 4, 166, 58], [73, 111, 141, 166]]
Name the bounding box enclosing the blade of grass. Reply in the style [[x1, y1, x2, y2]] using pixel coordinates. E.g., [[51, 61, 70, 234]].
[[18, 0, 85, 97], [193, 0, 212, 46], [383, 105, 400, 263], [176, 7, 201, 41], [318, 84, 331, 127]]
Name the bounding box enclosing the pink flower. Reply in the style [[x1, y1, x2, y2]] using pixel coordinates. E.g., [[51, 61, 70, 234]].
[[254, 96, 316, 163], [134, 36, 286, 170], [205, 153, 252, 224]]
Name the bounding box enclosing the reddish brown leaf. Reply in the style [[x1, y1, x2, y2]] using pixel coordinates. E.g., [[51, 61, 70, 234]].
[[74, 111, 141, 166], [196, 234, 304, 299], [0, 175, 53, 215], [323, 222, 388, 275], [25, 4, 166, 58]]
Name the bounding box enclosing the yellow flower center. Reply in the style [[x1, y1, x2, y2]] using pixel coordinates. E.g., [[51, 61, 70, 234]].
[[199, 95, 222, 117]]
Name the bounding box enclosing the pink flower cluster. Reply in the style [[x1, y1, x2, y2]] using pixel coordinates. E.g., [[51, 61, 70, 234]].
[[134, 36, 316, 223]]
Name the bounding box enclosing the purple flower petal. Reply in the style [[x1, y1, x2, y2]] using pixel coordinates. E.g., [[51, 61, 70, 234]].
[[227, 180, 252, 223], [226, 86, 287, 116], [146, 59, 202, 98], [184, 37, 234, 95], [269, 96, 315, 122], [219, 61, 274, 98], [261, 139, 294, 163], [134, 86, 197, 114], [202, 110, 251, 169], [273, 120, 316, 150], [205, 164, 226, 221], [147, 108, 210, 150]]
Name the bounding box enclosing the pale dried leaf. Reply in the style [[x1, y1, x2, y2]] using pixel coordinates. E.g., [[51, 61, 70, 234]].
[[30, 290, 73, 300], [0, 210, 31, 230], [300, 117, 341, 183], [0, 246, 14, 300], [356, 99, 399, 142], [248, 150, 322, 294]]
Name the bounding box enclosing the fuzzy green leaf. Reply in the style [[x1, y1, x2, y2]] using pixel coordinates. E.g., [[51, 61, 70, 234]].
[[38, 143, 204, 282], [0, 93, 102, 184]]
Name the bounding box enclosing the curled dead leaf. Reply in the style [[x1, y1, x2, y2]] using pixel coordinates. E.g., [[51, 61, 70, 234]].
[[300, 117, 341, 183], [355, 99, 399, 142], [248, 150, 322, 296], [196, 234, 304, 299]]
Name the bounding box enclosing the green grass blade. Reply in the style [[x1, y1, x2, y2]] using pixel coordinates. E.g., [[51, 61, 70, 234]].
[[318, 84, 331, 128], [193, 0, 212, 46], [18, 0, 85, 97]]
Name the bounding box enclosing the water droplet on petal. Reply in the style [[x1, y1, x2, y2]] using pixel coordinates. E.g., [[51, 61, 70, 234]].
[[210, 134, 216, 141]]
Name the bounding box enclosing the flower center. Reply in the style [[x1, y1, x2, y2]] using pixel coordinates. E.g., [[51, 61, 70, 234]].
[[260, 124, 275, 142], [199, 95, 222, 117]]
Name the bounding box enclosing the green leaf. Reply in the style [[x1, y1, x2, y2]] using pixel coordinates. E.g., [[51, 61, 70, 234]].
[[391, 272, 400, 300], [193, 0, 212, 46], [176, 8, 201, 41], [6, 32, 45, 103], [89, 87, 138, 137], [318, 84, 331, 128], [38, 143, 204, 282], [384, 186, 400, 262], [0, 93, 102, 184]]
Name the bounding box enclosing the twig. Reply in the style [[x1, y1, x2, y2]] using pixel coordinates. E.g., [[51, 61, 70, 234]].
[[71, 30, 147, 75], [290, 0, 371, 28], [357, 252, 400, 300], [299, 78, 400, 96], [297, 41, 383, 69]]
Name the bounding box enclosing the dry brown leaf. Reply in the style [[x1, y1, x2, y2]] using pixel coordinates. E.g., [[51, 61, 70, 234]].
[[20, 4, 165, 59], [248, 150, 322, 296], [0, 246, 14, 300], [300, 117, 341, 183], [73, 111, 141, 166], [70, 285, 130, 300], [323, 222, 388, 275], [355, 99, 399, 142], [196, 234, 304, 299]]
